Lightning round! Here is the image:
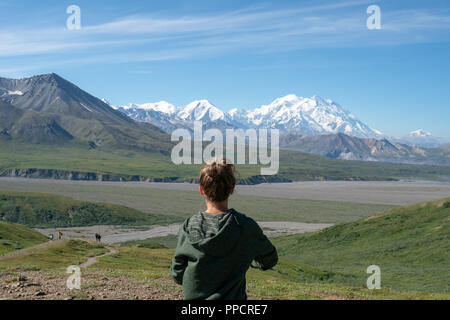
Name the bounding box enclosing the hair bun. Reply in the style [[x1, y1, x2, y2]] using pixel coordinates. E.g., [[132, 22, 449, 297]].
[[199, 158, 236, 202]]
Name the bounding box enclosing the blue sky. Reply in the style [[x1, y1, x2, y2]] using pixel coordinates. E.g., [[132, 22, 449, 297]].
[[1, 0, 450, 139]]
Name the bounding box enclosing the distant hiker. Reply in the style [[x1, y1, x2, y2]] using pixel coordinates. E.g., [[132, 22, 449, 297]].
[[49, 234, 54, 240], [170, 158, 278, 300], [58, 231, 63, 240], [95, 233, 101, 242]]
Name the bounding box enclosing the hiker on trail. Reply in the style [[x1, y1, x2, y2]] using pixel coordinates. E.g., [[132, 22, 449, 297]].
[[170, 158, 278, 300], [58, 231, 63, 240]]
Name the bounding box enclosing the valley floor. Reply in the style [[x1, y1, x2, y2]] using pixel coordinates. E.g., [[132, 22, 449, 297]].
[[1, 178, 449, 205], [34, 221, 333, 244]]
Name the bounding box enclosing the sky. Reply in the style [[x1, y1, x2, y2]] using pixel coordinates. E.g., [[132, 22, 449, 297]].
[[0, 0, 450, 139]]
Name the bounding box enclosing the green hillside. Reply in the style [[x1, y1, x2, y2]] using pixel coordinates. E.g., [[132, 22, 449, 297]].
[[0, 221, 48, 255], [274, 198, 450, 293], [0, 190, 183, 228]]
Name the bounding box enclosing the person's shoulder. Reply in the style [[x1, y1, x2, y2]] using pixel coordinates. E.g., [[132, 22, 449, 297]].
[[230, 209, 260, 230], [183, 211, 202, 227]]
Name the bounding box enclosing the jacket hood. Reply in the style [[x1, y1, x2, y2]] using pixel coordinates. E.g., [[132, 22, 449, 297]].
[[183, 209, 242, 257]]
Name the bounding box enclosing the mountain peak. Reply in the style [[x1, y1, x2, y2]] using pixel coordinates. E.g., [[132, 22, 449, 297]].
[[187, 99, 215, 108], [393, 129, 448, 148], [178, 99, 226, 121], [29, 73, 64, 82], [409, 129, 431, 137], [279, 94, 301, 101]]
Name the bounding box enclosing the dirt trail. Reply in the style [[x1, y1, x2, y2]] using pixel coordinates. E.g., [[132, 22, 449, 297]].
[[80, 246, 118, 268]]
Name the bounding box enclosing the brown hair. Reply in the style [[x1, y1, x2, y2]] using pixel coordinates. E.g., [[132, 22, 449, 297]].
[[199, 158, 236, 202]]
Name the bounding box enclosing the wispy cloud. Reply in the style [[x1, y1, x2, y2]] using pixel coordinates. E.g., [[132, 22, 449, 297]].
[[1, 0, 450, 74]]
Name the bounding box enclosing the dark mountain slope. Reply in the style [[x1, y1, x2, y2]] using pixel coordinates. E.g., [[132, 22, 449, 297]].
[[0, 100, 73, 143], [0, 74, 172, 152]]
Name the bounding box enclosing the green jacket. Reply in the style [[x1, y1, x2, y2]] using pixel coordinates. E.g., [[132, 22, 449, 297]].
[[170, 209, 278, 300]]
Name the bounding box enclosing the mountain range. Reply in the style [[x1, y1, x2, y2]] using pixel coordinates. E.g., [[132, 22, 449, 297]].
[[112, 96, 448, 147], [110, 95, 449, 166], [111, 94, 385, 139], [1, 73, 449, 168]]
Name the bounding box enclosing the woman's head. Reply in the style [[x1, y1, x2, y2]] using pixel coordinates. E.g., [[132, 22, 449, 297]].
[[199, 158, 236, 203]]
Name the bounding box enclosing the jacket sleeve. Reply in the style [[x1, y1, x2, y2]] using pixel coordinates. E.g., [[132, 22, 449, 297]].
[[170, 227, 188, 285], [250, 224, 278, 270]]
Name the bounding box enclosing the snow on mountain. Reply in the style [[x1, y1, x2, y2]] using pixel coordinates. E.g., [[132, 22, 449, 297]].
[[394, 129, 448, 148], [109, 101, 180, 133], [178, 100, 228, 122], [112, 95, 384, 138], [246, 94, 382, 138], [101, 98, 111, 105], [228, 108, 249, 126], [117, 101, 177, 114], [7, 90, 24, 96], [409, 129, 432, 138], [0, 90, 24, 97]]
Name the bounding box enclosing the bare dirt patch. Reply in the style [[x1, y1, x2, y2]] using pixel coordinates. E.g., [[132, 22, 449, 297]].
[[0, 269, 183, 300]]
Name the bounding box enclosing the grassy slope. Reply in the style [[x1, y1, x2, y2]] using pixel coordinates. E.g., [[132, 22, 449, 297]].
[[1, 141, 450, 182], [93, 246, 448, 299], [274, 198, 450, 293], [0, 181, 393, 223], [0, 190, 183, 228], [0, 221, 49, 255]]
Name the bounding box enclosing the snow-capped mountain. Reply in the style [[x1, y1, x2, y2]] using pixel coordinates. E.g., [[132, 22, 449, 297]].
[[244, 95, 382, 138], [108, 101, 181, 133], [178, 100, 228, 122], [393, 129, 448, 148], [228, 107, 248, 121], [115, 101, 178, 115], [112, 94, 384, 138], [410, 129, 431, 138]]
